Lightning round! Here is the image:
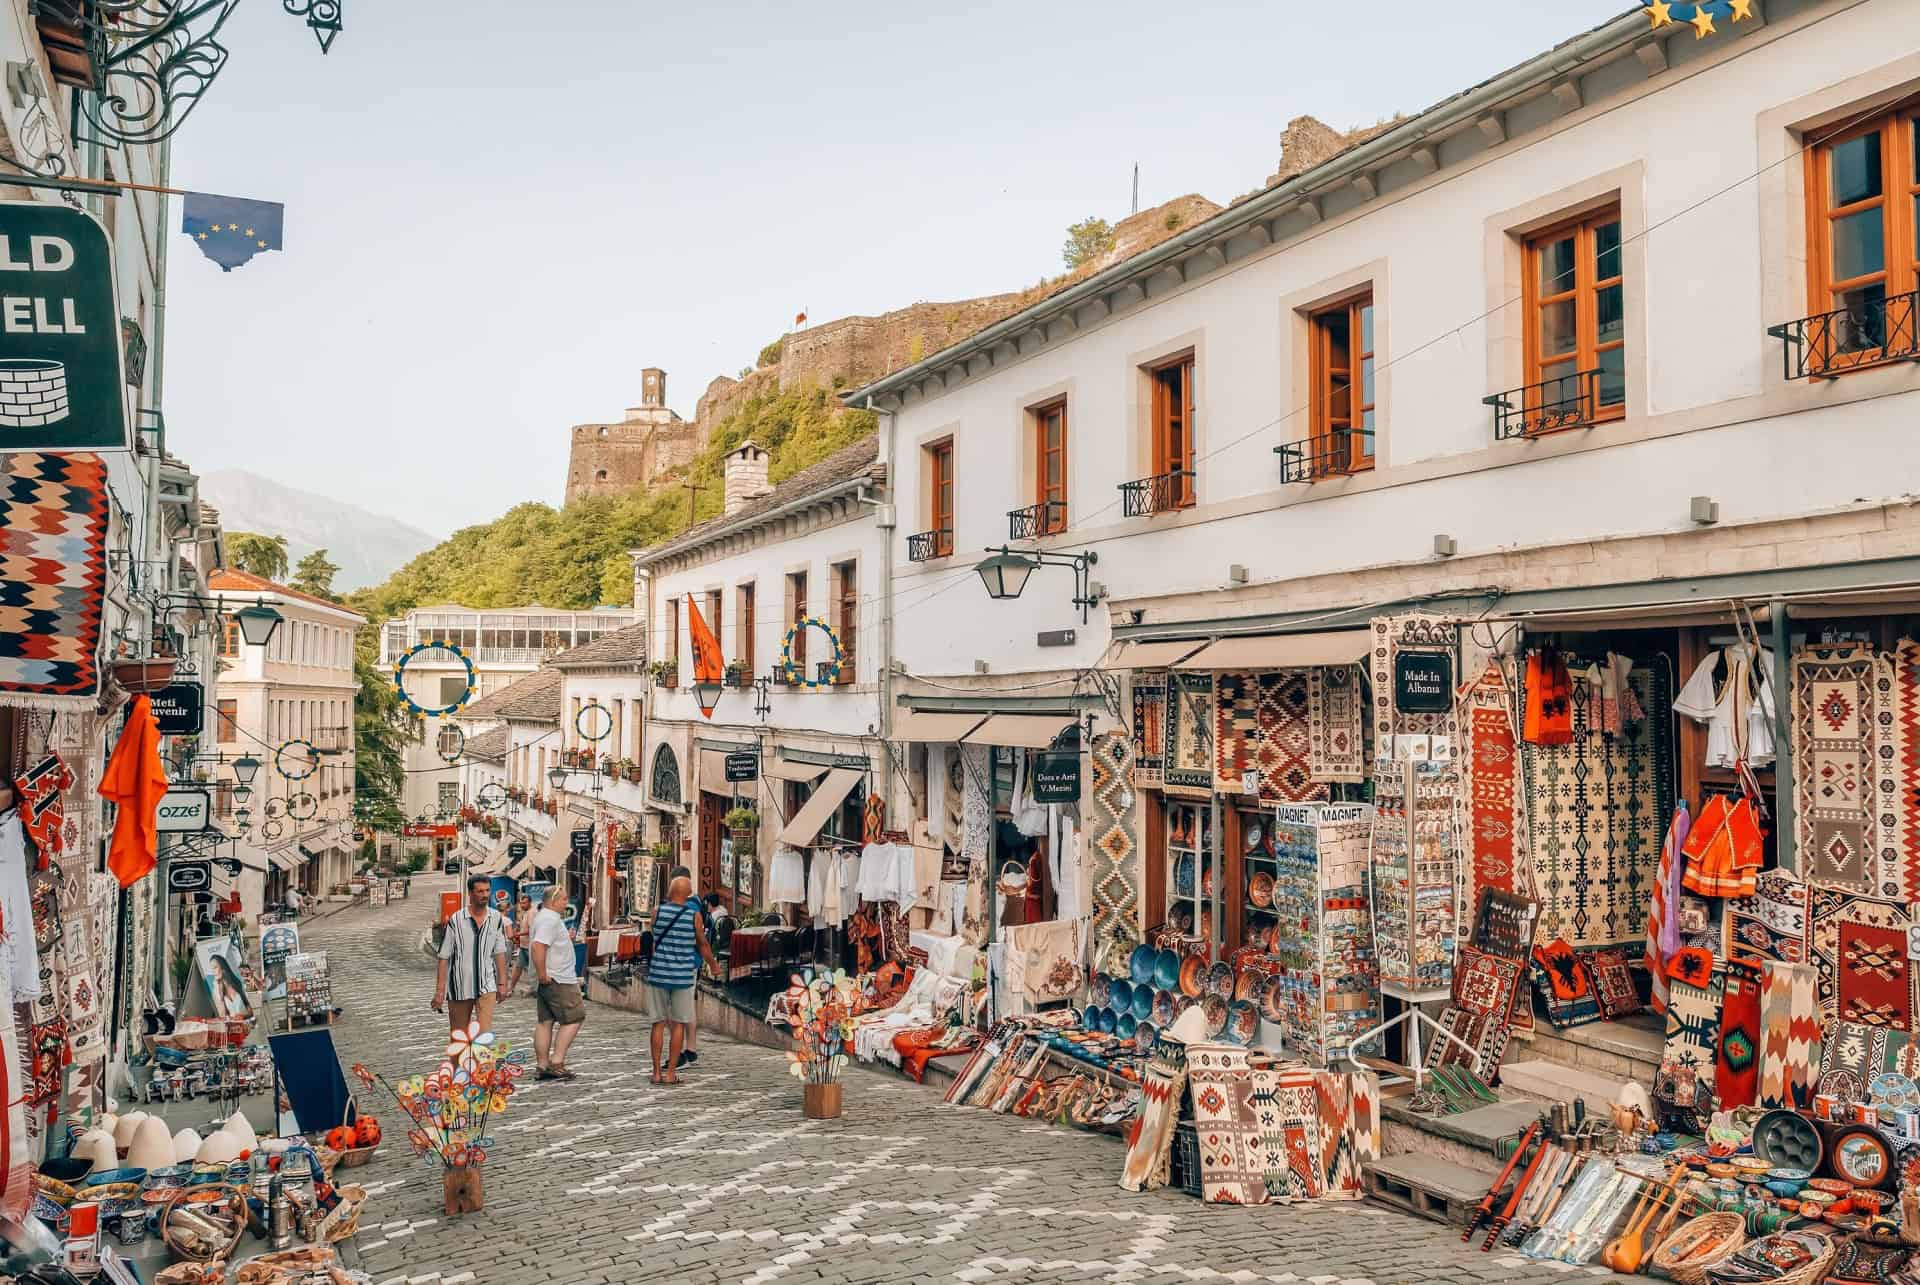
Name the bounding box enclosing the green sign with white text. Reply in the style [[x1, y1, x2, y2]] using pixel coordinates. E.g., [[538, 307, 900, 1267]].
[[0, 201, 129, 451]]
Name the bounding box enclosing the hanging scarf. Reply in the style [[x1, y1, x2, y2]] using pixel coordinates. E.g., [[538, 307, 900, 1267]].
[[100, 697, 168, 889], [1523, 649, 1573, 746], [1644, 802, 1690, 1014]]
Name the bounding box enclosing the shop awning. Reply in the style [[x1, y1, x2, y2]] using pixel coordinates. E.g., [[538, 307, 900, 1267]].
[[775, 767, 864, 848], [890, 708, 987, 742], [269, 851, 301, 872], [528, 825, 573, 874], [1174, 630, 1370, 670], [961, 714, 1077, 749], [763, 758, 826, 784], [226, 843, 271, 874], [1101, 639, 1206, 670]]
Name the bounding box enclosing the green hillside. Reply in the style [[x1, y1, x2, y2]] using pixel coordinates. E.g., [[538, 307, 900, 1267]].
[[349, 383, 876, 623]]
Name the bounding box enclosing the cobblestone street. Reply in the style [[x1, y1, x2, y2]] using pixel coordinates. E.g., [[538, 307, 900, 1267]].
[[316, 879, 1628, 1285]]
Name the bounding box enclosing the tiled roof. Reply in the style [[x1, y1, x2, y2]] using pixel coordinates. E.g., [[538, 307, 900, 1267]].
[[209, 568, 365, 618], [633, 437, 879, 566], [459, 667, 562, 723], [549, 621, 649, 669], [464, 726, 511, 760]]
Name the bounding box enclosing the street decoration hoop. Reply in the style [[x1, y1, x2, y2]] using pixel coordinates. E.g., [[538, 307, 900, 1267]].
[[264, 796, 288, 819], [394, 642, 476, 716], [575, 701, 612, 742], [275, 738, 318, 780], [779, 617, 843, 688], [262, 819, 285, 842], [475, 782, 506, 812], [435, 722, 466, 763], [288, 791, 318, 821]]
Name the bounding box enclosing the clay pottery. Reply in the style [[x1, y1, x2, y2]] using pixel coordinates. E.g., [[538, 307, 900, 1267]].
[[127, 1116, 174, 1172]]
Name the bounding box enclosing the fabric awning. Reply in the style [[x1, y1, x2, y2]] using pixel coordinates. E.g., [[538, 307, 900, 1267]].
[[775, 767, 864, 848], [226, 843, 271, 873], [529, 825, 573, 873], [961, 714, 1077, 750], [1174, 630, 1370, 670], [891, 708, 987, 742], [763, 758, 826, 784], [1101, 639, 1206, 670], [269, 852, 301, 872]]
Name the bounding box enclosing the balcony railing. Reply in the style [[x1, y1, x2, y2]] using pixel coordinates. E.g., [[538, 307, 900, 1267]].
[[1483, 369, 1598, 441], [1768, 289, 1919, 380], [1118, 470, 1194, 518], [905, 528, 951, 563], [1275, 428, 1375, 483], [1007, 500, 1067, 540], [312, 725, 350, 754]]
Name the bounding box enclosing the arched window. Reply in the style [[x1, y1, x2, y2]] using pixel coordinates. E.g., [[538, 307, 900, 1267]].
[[650, 744, 681, 807], [594, 469, 609, 482]]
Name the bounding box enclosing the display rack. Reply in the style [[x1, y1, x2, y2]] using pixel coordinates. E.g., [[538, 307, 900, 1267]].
[[1269, 802, 1379, 1064], [1165, 799, 1215, 953], [283, 951, 333, 1027]]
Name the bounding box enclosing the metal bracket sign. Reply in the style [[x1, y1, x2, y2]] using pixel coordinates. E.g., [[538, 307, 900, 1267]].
[[1032, 750, 1081, 804], [0, 202, 130, 450], [149, 682, 204, 736], [166, 861, 210, 892], [506, 840, 527, 866], [156, 787, 213, 833], [724, 752, 758, 783], [569, 828, 593, 859]]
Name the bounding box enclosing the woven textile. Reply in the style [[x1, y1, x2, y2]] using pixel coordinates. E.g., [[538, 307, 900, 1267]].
[[1819, 1020, 1903, 1102], [1724, 868, 1811, 966], [0, 453, 108, 709], [1522, 662, 1674, 947], [1250, 1064, 1320, 1201], [1470, 888, 1540, 1041], [1716, 957, 1764, 1110], [1187, 1043, 1269, 1204], [1427, 944, 1523, 1073], [1314, 1069, 1362, 1200], [1120, 1035, 1188, 1192], [1131, 673, 1167, 788], [1531, 941, 1603, 1030], [1758, 960, 1821, 1110], [1166, 672, 1214, 790], [1589, 947, 1643, 1021], [1307, 665, 1365, 783], [1255, 671, 1325, 805], [960, 745, 993, 946], [1464, 663, 1526, 917], [1887, 640, 1920, 902], [1214, 671, 1261, 794], [1370, 614, 1458, 745], [1794, 644, 1896, 897], [1087, 732, 1140, 974], [1811, 891, 1916, 1031], [1655, 958, 1725, 1116]]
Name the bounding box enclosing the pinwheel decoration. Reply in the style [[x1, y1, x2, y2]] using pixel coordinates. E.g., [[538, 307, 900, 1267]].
[[351, 1020, 530, 1170], [785, 967, 857, 1085]]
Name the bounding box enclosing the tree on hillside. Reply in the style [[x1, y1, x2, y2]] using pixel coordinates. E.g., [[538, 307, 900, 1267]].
[[291, 549, 341, 599], [1062, 216, 1115, 269], [227, 532, 289, 581]]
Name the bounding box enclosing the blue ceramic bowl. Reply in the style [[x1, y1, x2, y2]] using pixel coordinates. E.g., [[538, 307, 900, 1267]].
[[1153, 948, 1180, 992], [1131, 983, 1153, 1021], [1128, 945, 1156, 986], [1082, 1004, 1102, 1030], [141, 1164, 193, 1190], [1096, 1006, 1118, 1034], [1116, 1012, 1138, 1040], [1109, 979, 1133, 1016], [83, 1168, 145, 1188]]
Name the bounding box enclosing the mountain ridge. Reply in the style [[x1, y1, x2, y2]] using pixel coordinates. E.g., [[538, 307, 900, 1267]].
[[200, 468, 440, 592]]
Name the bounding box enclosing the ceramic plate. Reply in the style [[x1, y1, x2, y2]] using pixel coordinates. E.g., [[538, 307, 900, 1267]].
[[1096, 1006, 1118, 1034], [1201, 864, 1214, 898], [1226, 999, 1259, 1046], [1131, 983, 1153, 1021], [1261, 976, 1288, 1022], [1153, 948, 1181, 992], [1179, 955, 1205, 998], [1174, 992, 1198, 1016], [1235, 970, 1268, 1006], [1082, 1004, 1102, 1030], [1201, 994, 1229, 1037], [1244, 824, 1263, 850], [1116, 1012, 1138, 1041], [1248, 872, 1274, 908], [1152, 988, 1176, 1026], [1168, 903, 1194, 934], [1134, 1021, 1157, 1054], [1173, 852, 1195, 897], [1870, 1071, 1919, 1108], [1110, 978, 1134, 1016], [1089, 974, 1111, 1007], [1205, 961, 1235, 999], [1129, 945, 1157, 986]]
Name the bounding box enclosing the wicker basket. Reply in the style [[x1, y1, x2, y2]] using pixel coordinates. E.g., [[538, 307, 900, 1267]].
[[336, 1145, 377, 1168], [1651, 1212, 1747, 1285], [1704, 1231, 1837, 1285]]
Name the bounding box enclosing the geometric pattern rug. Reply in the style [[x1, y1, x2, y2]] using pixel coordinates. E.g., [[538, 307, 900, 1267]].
[[1724, 867, 1811, 966], [1425, 945, 1524, 1075], [1793, 644, 1897, 898], [1250, 1064, 1320, 1202], [1165, 672, 1215, 791], [1187, 1043, 1269, 1205], [1809, 890, 1917, 1033], [1130, 673, 1168, 789], [1889, 639, 1920, 903], [1757, 960, 1821, 1110], [1087, 732, 1140, 975], [1255, 671, 1326, 806], [0, 452, 108, 708], [1464, 662, 1527, 923], [1307, 664, 1365, 784], [1215, 671, 1261, 795]]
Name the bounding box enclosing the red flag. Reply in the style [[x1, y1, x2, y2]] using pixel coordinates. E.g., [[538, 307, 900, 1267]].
[[687, 596, 724, 719], [794, 310, 807, 327]]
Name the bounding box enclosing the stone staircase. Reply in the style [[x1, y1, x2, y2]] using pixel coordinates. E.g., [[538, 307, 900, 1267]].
[[1500, 1013, 1662, 1113]]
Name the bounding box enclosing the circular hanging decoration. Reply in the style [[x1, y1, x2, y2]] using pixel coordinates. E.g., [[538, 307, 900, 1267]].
[[475, 782, 506, 812], [264, 796, 288, 819], [574, 701, 612, 743], [778, 617, 843, 688], [436, 722, 466, 763], [275, 739, 318, 781], [262, 819, 285, 842], [288, 792, 318, 821], [394, 642, 477, 716], [1642, 1, 1754, 40]]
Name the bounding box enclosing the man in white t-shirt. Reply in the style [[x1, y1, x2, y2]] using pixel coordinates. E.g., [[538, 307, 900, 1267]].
[[529, 885, 585, 1081]]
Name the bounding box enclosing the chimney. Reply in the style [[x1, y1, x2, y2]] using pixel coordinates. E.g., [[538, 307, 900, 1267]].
[[723, 442, 771, 516], [639, 367, 666, 410]]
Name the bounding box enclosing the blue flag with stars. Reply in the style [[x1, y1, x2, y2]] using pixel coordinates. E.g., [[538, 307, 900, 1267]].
[[181, 192, 284, 272]]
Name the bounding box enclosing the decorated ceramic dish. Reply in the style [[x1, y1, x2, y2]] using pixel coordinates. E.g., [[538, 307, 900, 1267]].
[[1096, 1006, 1118, 1034], [1109, 978, 1134, 1017], [1751, 1108, 1824, 1173], [1174, 852, 1195, 897], [1152, 989, 1176, 1026], [1201, 864, 1214, 898], [1201, 994, 1229, 1037], [1153, 949, 1181, 991], [83, 1168, 146, 1188], [1131, 983, 1153, 1022], [1261, 977, 1288, 1022], [1089, 974, 1112, 1007], [1870, 1071, 1920, 1108], [1129, 945, 1157, 986], [1168, 903, 1194, 935], [1205, 961, 1235, 999], [1806, 1177, 1852, 1195], [1082, 1004, 1102, 1030], [1226, 1000, 1259, 1046], [1174, 992, 1199, 1016], [1234, 970, 1267, 1006], [1248, 872, 1274, 908], [1829, 1126, 1896, 1188], [1134, 1021, 1156, 1054], [1116, 1012, 1138, 1041], [1178, 955, 1205, 999]]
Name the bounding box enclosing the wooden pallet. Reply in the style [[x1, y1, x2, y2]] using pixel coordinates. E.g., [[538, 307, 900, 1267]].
[[1363, 1155, 1498, 1226]]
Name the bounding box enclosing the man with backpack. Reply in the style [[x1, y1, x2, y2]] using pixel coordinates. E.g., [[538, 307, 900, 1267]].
[[646, 871, 718, 1085]]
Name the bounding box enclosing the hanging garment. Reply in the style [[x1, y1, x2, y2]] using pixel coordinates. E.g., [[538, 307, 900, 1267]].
[[862, 793, 886, 845], [924, 745, 948, 845], [13, 755, 71, 867], [857, 842, 892, 903], [0, 812, 41, 1002], [766, 844, 807, 905], [1644, 804, 1690, 1015], [1681, 793, 1765, 898], [890, 841, 919, 912], [960, 746, 993, 946], [1589, 654, 1646, 738], [100, 696, 167, 889], [1673, 644, 1776, 769], [1523, 650, 1572, 746], [1011, 753, 1048, 838]]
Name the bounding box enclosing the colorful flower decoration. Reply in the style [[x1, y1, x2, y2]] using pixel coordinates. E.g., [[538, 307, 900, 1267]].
[[785, 967, 857, 1084], [350, 1019, 522, 1170]]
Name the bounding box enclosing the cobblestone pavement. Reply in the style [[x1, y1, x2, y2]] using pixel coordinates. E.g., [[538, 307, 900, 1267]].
[[314, 878, 1646, 1285]]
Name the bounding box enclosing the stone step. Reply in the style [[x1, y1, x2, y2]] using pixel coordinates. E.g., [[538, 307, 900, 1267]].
[[1520, 1014, 1663, 1087], [1381, 1095, 1544, 1174], [1364, 1153, 1500, 1226], [1499, 1058, 1630, 1113]]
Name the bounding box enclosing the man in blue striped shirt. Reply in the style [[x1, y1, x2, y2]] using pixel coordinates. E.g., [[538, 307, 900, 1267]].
[[647, 872, 718, 1085]]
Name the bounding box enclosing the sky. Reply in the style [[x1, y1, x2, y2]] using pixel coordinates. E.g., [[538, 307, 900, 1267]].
[[165, 0, 1630, 538]]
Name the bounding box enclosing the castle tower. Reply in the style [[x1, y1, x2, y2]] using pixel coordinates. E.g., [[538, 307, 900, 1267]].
[[639, 367, 666, 410], [564, 368, 692, 505]]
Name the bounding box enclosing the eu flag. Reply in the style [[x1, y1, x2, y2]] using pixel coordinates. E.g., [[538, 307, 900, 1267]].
[[181, 192, 284, 272]]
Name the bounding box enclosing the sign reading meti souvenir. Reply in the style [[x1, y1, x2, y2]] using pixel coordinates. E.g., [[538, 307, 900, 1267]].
[[0, 202, 129, 451], [149, 682, 205, 736]]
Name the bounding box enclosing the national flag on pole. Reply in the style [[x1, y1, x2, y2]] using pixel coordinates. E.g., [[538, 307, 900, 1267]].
[[794, 310, 807, 327], [687, 596, 724, 719], [181, 192, 284, 272]]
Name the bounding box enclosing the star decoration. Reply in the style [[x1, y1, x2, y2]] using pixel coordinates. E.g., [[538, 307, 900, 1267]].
[[244, 228, 255, 237], [256, 240, 267, 248], [196, 232, 208, 240], [1646, 0, 1673, 27], [1728, 0, 1752, 17], [227, 223, 239, 231], [1691, 5, 1716, 36]]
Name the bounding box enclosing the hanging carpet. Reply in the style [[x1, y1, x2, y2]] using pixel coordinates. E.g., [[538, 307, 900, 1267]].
[[1793, 644, 1895, 898], [0, 453, 109, 709], [1214, 671, 1261, 795], [1130, 673, 1167, 788], [1306, 664, 1365, 783], [1120, 1034, 1188, 1192], [1254, 671, 1326, 805], [1165, 672, 1214, 791], [1087, 731, 1140, 976], [1715, 957, 1764, 1110], [1463, 663, 1527, 919], [959, 745, 992, 947], [1887, 640, 1920, 902], [1724, 867, 1810, 966], [1810, 890, 1917, 1033], [1757, 960, 1821, 1110], [1818, 1020, 1905, 1102]]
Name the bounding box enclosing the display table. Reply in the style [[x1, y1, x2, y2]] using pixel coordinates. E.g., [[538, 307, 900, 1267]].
[[726, 925, 801, 981]]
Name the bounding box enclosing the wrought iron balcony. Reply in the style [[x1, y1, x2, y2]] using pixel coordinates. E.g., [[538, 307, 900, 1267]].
[[1483, 369, 1599, 441], [905, 528, 951, 562], [1007, 500, 1067, 540], [1118, 470, 1194, 518], [1768, 289, 1919, 380], [1275, 428, 1374, 483]]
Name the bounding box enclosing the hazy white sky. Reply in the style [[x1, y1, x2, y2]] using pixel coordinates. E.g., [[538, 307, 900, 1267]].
[[164, 0, 1628, 536]]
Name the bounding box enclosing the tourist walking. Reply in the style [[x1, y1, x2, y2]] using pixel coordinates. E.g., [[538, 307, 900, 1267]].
[[529, 885, 585, 1080], [432, 874, 510, 1034], [646, 872, 717, 1085], [505, 892, 534, 997]]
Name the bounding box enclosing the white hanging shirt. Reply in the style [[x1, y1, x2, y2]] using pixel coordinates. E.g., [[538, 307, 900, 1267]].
[[0, 812, 38, 1002], [1673, 643, 1777, 769]]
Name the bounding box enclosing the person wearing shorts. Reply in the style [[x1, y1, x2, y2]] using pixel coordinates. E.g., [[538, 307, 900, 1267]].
[[432, 875, 509, 1035], [646, 873, 717, 1085], [529, 885, 585, 1080]]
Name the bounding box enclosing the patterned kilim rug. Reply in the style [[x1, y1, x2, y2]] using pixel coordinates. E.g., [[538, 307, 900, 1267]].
[[1818, 1020, 1904, 1101], [1120, 1035, 1188, 1192], [1655, 958, 1726, 1127], [0, 452, 108, 708], [1716, 957, 1765, 1110], [1165, 672, 1214, 790], [1088, 731, 1140, 975], [1307, 664, 1365, 783], [1130, 673, 1167, 788], [1793, 644, 1895, 898], [1187, 1043, 1268, 1204], [1522, 662, 1675, 947], [1215, 671, 1260, 794], [1314, 1069, 1363, 1200], [1464, 663, 1527, 920], [1255, 670, 1325, 805], [1889, 640, 1920, 903], [1809, 890, 1916, 1033], [1725, 867, 1811, 965], [1757, 960, 1821, 1110], [1250, 1064, 1320, 1202], [1425, 944, 1524, 1073]]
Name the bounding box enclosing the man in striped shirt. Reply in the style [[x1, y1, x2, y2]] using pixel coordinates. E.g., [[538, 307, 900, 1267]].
[[646, 873, 718, 1085], [433, 874, 510, 1034]]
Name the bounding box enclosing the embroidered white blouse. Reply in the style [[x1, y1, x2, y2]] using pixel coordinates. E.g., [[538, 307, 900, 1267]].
[[1673, 643, 1777, 769]]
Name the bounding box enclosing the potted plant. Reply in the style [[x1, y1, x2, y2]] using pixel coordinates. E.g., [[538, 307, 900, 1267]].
[[725, 806, 759, 845], [649, 659, 678, 688], [111, 647, 177, 694], [725, 659, 751, 688]]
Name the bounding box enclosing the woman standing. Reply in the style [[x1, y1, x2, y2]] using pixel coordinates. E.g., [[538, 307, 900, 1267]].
[[505, 891, 534, 998]]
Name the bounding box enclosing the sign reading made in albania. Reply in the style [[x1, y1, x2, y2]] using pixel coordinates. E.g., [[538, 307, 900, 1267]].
[[0, 202, 129, 451]]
